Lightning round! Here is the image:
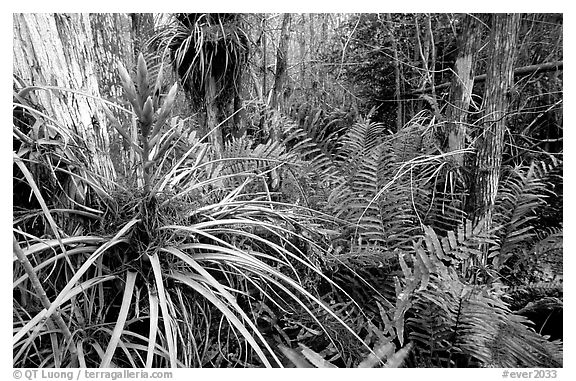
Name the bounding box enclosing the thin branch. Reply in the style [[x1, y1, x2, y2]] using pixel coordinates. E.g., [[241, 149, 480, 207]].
[[336, 16, 361, 81], [408, 61, 563, 95]]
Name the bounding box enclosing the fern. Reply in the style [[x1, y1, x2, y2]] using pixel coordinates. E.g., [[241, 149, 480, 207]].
[[330, 143, 387, 241], [392, 110, 439, 161], [494, 160, 560, 262], [326, 119, 425, 249], [501, 228, 563, 295], [393, 223, 563, 367], [285, 113, 464, 256], [334, 119, 385, 176], [221, 136, 291, 182], [277, 109, 563, 367], [281, 116, 339, 180]]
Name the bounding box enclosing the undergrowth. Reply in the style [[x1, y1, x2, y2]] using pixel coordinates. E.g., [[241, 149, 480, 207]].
[[13, 53, 562, 368]]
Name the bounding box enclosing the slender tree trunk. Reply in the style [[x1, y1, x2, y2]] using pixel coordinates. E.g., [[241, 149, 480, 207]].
[[319, 14, 329, 104], [298, 14, 306, 86], [271, 13, 291, 111], [414, 15, 431, 90], [261, 15, 268, 102], [444, 14, 483, 164], [470, 14, 521, 263], [309, 13, 316, 89], [232, 82, 247, 138], [409, 14, 428, 121], [205, 76, 223, 157], [258, 14, 268, 138], [386, 14, 403, 131]]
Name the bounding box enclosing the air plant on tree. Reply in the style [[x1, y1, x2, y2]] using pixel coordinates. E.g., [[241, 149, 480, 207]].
[[151, 13, 250, 154]]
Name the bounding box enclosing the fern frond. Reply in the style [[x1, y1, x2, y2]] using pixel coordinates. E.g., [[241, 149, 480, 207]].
[[281, 117, 340, 180], [494, 160, 560, 260], [394, 224, 562, 367], [335, 119, 385, 177], [392, 110, 438, 161], [213, 135, 293, 193]]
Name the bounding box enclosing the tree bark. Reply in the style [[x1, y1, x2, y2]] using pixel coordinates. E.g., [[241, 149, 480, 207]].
[[13, 13, 137, 181], [129, 13, 155, 56], [205, 76, 223, 158], [470, 14, 521, 261], [271, 13, 291, 111], [385, 14, 403, 131], [232, 83, 247, 139], [298, 14, 306, 89], [444, 14, 483, 164], [261, 15, 268, 102], [318, 14, 328, 98], [92, 13, 141, 176]]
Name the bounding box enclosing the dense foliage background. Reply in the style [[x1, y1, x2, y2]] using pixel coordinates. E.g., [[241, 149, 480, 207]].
[[13, 13, 562, 368]]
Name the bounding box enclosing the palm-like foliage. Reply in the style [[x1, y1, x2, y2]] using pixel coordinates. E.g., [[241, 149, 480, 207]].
[[13, 57, 371, 368], [13, 19, 562, 368], [152, 13, 248, 108]]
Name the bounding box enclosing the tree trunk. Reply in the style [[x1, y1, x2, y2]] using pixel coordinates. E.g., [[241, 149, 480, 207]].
[[298, 14, 306, 86], [232, 83, 247, 139], [13, 13, 137, 181], [91, 13, 142, 176], [444, 14, 483, 164], [470, 14, 521, 262], [261, 15, 268, 102], [386, 13, 403, 131], [414, 14, 431, 90], [205, 76, 223, 157], [258, 14, 268, 136], [129, 13, 155, 56], [271, 13, 291, 111]]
